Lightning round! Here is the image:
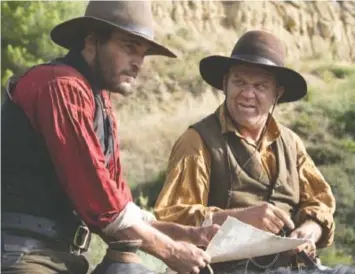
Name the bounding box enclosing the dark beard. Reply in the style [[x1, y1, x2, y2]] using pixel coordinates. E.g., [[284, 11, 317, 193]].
[[94, 51, 134, 96]]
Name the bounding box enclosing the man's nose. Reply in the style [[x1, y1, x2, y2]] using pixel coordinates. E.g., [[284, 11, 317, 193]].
[[132, 55, 144, 71], [240, 84, 256, 98]]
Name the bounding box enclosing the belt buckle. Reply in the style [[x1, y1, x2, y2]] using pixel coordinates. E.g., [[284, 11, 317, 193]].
[[73, 225, 90, 251]]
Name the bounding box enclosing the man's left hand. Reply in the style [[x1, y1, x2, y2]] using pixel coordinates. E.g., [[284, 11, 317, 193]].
[[289, 220, 322, 258], [192, 224, 220, 248]]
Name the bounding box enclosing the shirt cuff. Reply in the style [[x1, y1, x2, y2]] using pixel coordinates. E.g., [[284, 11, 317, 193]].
[[200, 207, 223, 227], [201, 212, 214, 227], [294, 209, 335, 248], [141, 209, 157, 222], [102, 202, 144, 237]]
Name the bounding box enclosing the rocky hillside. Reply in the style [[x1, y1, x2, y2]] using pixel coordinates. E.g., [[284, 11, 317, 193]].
[[153, 1, 355, 61], [116, 1, 355, 188]]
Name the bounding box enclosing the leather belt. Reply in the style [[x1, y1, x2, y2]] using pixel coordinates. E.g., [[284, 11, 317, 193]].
[[2, 232, 71, 253], [2, 212, 91, 254]]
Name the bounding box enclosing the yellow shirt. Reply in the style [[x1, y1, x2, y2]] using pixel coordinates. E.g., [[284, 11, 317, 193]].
[[155, 104, 336, 247]]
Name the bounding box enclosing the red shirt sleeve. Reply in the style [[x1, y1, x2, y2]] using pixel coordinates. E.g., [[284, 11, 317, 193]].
[[12, 65, 132, 232]]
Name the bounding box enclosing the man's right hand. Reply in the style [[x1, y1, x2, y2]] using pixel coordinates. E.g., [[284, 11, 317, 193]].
[[165, 241, 211, 274], [231, 202, 294, 234]]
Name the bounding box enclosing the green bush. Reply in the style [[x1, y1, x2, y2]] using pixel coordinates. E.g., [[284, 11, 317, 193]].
[[133, 171, 166, 209], [319, 245, 354, 266], [1, 1, 85, 89]]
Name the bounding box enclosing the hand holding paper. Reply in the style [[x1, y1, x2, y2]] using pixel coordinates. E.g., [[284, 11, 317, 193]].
[[206, 216, 308, 263]]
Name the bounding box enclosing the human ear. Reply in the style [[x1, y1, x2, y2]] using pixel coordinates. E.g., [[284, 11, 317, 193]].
[[83, 33, 98, 54], [275, 86, 284, 102], [222, 75, 228, 96]]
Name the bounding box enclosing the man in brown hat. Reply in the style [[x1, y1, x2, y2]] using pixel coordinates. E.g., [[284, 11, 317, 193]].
[[155, 30, 336, 272], [1, 1, 218, 274]]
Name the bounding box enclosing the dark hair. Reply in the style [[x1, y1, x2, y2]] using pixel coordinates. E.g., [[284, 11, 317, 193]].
[[70, 29, 113, 51]]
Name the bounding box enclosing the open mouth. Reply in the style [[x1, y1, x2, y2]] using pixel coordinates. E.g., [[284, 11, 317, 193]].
[[238, 103, 256, 111]]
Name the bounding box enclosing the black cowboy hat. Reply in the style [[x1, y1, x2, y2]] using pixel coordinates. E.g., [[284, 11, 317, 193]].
[[50, 1, 176, 58], [200, 30, 307, 103]]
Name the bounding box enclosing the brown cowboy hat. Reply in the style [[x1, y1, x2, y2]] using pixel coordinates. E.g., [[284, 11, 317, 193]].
[[50, 1, 176, 58], [199, 30, 307, 103]]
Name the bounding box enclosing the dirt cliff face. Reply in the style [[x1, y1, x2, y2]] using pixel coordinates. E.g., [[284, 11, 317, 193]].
[[152, 1, 355, 61], [116, 1, 355, 186]]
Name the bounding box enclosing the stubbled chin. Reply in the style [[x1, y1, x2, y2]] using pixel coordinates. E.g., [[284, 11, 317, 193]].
[[234, 110, 261, 124]]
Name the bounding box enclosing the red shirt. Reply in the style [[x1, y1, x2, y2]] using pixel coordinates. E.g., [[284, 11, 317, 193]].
[[12, 64, 132, 232]]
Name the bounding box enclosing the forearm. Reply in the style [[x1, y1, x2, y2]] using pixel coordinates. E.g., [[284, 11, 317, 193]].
[[212, 208, 243, 225], [116, 220, 176, 262], [150, 221, 195, 244], [155, 203, 222, 227]]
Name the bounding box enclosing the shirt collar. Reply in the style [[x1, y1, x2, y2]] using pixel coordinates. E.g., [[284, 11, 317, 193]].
[[216, 103, 280, 149], [59, 50, 101, 94]]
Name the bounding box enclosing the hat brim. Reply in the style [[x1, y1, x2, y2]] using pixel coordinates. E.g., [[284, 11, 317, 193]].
[[200, 55, 307, 103], [50, 17, 177, 58]]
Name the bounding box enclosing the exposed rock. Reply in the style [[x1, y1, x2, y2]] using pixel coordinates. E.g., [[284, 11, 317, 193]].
[[152, 1, 355, 62]]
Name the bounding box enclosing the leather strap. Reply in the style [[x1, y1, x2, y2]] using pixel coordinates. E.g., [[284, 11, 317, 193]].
[[106, 249, 141, 264], [108, 239, 142, 253]]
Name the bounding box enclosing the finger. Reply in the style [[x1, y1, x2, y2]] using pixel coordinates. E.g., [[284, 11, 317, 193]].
[[191, 266, 200, 274], [210, 224, 220, 237], [196, 229, 209, 247], [196, 226, 216, 247], [273, 208, 295, 230], [202, 251, 211, 264], [289, 229, 302, 239], [289, 231, 298, 239], [295, 243, 308, 253], [197, 258, 207, 269], [264, 219, 281, 234], [296, 240, 315, 253], [308, 249, 317, 259], [305, 241, 316, 253], [269, 214, 285, 233]]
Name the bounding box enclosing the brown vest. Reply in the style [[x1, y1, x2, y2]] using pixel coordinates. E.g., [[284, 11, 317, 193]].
[[191, 113, 300, 217]]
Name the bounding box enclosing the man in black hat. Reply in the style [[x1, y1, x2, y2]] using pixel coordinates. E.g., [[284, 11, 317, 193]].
[[1, 1, 217, 274], [155, 30, 336, 272]]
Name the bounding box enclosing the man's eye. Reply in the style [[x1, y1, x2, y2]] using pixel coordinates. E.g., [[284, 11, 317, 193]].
[[234, 79, 245, 86], [125, 44, 136, 53], [254, 83, 267, 91]]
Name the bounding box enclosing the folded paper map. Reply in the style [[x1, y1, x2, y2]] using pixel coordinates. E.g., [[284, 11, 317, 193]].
[[206, 216, 308, 263]]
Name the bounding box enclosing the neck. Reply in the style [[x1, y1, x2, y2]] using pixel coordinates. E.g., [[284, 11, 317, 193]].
[[235, 122, 266, 145]]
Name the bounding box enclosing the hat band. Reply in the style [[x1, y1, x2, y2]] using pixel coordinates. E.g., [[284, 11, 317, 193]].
[[230, 54, 279, 67]]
